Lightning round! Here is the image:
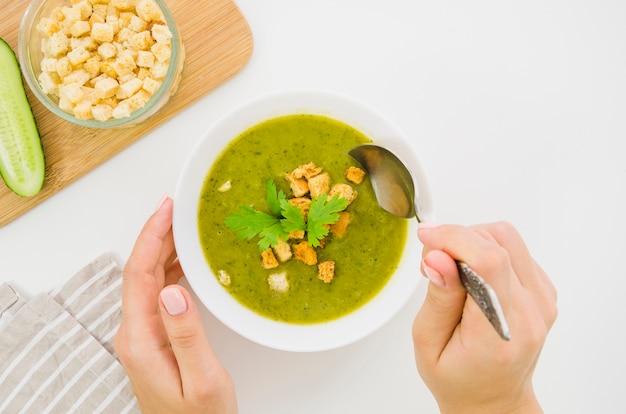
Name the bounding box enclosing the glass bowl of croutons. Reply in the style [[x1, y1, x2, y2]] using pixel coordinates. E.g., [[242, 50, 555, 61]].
[[18, 0, 184, 128], [173, 89, 434, 352]]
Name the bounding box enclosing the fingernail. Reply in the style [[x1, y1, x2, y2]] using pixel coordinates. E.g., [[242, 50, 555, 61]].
[[155, 193, 168, 212], [160, 286, 188, 316], [418, 222, 439, 230], [423, 261, 446, 287]]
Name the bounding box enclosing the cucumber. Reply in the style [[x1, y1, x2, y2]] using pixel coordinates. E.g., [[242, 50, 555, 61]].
[[0, 38, 45, 197]]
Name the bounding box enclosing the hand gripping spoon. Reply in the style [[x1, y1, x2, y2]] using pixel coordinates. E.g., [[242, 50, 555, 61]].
[[349, 144, 511, 340]]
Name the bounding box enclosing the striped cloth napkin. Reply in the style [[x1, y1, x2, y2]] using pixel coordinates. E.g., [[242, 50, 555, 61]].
[[0, 253, 140, 413]]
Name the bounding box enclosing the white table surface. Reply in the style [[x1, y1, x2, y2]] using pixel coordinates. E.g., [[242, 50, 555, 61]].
[[2, 0, 625, 412]]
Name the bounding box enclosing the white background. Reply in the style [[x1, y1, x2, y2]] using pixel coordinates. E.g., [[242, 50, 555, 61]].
[[2, 0, 625, 412]]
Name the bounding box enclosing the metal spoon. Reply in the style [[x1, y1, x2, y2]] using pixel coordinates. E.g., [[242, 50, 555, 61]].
[[349, 144, 511, 340]]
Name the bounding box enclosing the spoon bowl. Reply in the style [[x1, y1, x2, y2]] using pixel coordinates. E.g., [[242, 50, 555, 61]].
[[349, 144, 419, 220]]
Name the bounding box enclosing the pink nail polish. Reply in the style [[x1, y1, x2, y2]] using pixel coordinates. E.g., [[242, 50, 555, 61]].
[[155, 193, 169, 212], [160, 286, 187, 316], [423, 262, 446, 287]]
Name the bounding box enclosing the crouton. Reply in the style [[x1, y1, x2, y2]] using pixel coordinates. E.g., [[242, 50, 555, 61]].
[[94, 76, 119, 98], [283, 162, 323, 197], [105, 15, 121, 34], [112, 100, 132, 118], [308, 172, 330, 198], [40, 57, 57, 73], [151, 24, 172, 44], [36, 18, 59, 37], [89, 13, 106, 27], [73, 99, 93, 120], [345, 166, 366, 185], [293, 241, 317, 265], [261, 248, 279, 269], [130, 30, 154, 51], [289, 197, 311, 220], [124, 90, 151, 111], [58, 95, 74, 113], [97, 42, 117, 59], [329, 211, 352, 238], [92, 104, 113, 121], [328, 183, 357, 205], [136, 50, 155, 67], [136, 0, 165, 22], [284, 174, 309, 197], [54, 57, 72, 78], [288, 230, 305, 240], [151, 42, 170, 62], [67, 46, 90, 65], [73, 1, 93, 20], [59, 83, 84, 104], [91, 22, 114, 42], [292, 162, 322, 180], [70, 20, 91, 37], [267, 272, 289, 293], [149, 62, 169, 79], [116, 77, 143, 99], [70, 35, 98, 52], [116, 27, 134, 44], [273, 239, 292, 262], [38, 72, 60, 94], [112, 50, 136, 76], [318, 261, 335, 283], [47, 31, 69, 57], [83, 56, 102, 76], [217, 270, 231, 286], [135, 0, 165, 22], [142, 76, 161, 95], [217, 180, 231, 192], [111, 0, 135, 12], [128, 15, 148, 32], [62, 69, 91, 85]]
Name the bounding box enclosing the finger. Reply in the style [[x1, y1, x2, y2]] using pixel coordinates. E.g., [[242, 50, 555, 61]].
[[159, 285, 224, 395], [417, 224, 515, 304], [164, 257, 185, 287], [471, 221, 541, 290], [159, 226, 178, 271], [122, 197, 174, 343], [413, 249, 467, 362]]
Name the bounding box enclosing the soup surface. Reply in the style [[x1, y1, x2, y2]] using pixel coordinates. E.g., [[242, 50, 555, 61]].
[[198, 114, 407, 323]]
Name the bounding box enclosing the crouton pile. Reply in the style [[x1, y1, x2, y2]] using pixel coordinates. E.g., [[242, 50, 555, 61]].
[[35, 0, 179, 121], [262, 162, 366, 291]]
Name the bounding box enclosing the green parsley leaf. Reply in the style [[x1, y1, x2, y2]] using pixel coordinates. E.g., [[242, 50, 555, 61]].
[[306, 194, 349, 247], [279, 198, 306, 233], [265, 179, 285, 217], [258, 222, 287, 251], [225, 205, 280, 241], [225, 177, 351, 251]]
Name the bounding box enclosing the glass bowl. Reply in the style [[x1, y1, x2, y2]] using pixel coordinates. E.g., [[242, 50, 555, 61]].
[[18, 0, 184, 129]]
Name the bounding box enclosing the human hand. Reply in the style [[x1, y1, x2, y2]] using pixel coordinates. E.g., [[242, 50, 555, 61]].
[[114, 196, 237, 414], [412, 222, 557, 414]]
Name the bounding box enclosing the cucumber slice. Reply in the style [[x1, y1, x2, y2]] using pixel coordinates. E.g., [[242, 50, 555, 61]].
[[0, 38, 45, 197]]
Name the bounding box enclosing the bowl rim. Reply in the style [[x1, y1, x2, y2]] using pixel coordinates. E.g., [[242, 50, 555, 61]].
[[17, 0, 182, 129], [173, 88, 433, 352]]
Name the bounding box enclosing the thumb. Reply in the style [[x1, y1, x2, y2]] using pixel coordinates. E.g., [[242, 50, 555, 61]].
[[412, 249, 467, 362], [159, 285, 221, 388]]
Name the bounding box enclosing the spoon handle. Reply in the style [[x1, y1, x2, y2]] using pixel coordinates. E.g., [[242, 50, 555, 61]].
[[456, 262, 511, 340]]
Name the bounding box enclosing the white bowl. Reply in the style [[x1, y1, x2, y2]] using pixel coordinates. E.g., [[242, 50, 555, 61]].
[[173, 89, 433, 352]]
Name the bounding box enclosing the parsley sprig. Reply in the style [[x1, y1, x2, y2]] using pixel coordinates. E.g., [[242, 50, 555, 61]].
[[225, 179, 348, 251]]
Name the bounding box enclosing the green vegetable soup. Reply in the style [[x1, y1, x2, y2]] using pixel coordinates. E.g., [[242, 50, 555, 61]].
[[198, 114, 407, 323]]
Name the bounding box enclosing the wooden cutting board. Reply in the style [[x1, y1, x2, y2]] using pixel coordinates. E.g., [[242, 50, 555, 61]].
[[0, 0, 253, 226]]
